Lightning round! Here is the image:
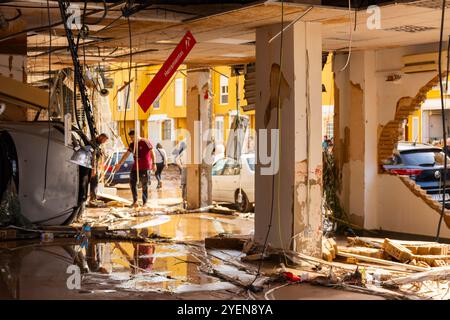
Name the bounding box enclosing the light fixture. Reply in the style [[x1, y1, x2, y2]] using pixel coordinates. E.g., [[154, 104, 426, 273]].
[[70, 146, 93, 168]]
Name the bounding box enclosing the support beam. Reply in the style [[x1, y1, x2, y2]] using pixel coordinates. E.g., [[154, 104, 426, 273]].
[[254, 21, 323, 256], [185, 68, 212, 209]]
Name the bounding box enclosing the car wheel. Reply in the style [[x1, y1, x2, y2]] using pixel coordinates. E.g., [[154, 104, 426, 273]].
[[234, 189, 251, 212]]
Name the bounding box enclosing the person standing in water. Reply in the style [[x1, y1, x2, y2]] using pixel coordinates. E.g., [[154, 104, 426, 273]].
[[114, 130, 156, 207], [154, 143, 167, 189]]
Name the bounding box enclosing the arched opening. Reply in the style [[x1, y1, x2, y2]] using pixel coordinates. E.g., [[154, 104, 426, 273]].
[[377, 72, 450, 229]]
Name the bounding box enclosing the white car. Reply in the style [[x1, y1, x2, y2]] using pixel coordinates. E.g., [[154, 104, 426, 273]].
[[212, 153, 255, 212]]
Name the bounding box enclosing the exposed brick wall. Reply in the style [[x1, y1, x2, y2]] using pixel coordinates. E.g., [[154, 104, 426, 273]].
[[378, 73, 450, 230], [378, 73, 447, 169]]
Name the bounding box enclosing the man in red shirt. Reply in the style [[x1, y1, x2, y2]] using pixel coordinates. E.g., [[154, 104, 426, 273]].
[[114, 130, 156, 207]]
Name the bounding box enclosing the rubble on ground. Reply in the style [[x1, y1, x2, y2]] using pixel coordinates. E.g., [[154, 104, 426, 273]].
[[205, 233, 450, 300]]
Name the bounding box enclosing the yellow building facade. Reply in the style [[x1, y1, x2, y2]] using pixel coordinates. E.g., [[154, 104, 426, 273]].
[[405, 78, 450, 144], [108, 64, 253, 153], [108, 59, 334, 152], [322, 54, 334, 140]]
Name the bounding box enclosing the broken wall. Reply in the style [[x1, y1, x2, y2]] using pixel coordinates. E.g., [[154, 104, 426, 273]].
[[334, 42, 450, 238]]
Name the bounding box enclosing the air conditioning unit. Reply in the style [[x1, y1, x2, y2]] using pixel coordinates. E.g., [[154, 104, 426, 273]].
[[401, 51, 448, 74]]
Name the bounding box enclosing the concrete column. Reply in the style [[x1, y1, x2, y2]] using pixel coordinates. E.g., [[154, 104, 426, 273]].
[[333, 51, 379, 230], [254, 22, 323, 256], [185, 69, 212, 209]]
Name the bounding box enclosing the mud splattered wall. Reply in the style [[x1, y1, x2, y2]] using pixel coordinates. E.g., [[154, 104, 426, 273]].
[[0, 54, 26, 82], [254, 22, 323, 256]]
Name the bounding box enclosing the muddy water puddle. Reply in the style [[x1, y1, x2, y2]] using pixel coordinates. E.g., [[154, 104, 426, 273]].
[[0, 213, 253, 299], [110, 213, 254, 241]]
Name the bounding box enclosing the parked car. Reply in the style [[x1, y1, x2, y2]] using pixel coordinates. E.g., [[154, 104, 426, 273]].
[[104, 151, 134, 186], [383, 141, 450, 207], [212, 153, 255, 212], [0, 122, 90, 226]]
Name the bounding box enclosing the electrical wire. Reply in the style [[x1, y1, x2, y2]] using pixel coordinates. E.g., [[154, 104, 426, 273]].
[[435, 0, 448, 242], [264, 283, 290, 300], [88, 0, 108, 25], [267, 6, 313, 44], [72, 1, 90, 131], [340, 0, 353, 72], [123, 16, 133, 147], [275, 2, 288, 266], [42, 0, 52, 203], [446, 36, 450, 95], [354, 0, 364, 32]]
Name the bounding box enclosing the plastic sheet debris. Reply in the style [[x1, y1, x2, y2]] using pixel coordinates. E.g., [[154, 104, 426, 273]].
[[283, 272, 302, 282], [0, 179, 29, 227]]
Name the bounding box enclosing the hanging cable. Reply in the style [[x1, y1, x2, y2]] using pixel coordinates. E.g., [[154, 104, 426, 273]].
[[340, 0, 353, 72], [42, 0, 52, 203], [123, 16, 132, 146], [275, 3, 288, 266], [446, 35, 450, 94], [436, 0, 448, 242], [72, 1, 89, 131], [354, 0, 364, 32]]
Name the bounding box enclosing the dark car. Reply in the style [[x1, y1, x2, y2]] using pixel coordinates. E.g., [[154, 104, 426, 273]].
[[383, 141, 450, 208], [104, 151, 134, 186]]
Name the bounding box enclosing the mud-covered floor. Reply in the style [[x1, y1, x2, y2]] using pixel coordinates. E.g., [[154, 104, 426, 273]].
[[0, 167, 385, 300], [0, 235, 383, 300]]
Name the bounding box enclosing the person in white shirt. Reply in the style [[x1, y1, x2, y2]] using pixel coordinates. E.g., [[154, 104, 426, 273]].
[[154, 143, 168, 189]]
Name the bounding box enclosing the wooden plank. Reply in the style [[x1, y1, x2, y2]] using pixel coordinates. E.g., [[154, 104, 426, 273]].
[[381, 266, 450, 286], [97, 192, 132, 205], [337, 252, 428, 272], [338, 246, 384, 259]]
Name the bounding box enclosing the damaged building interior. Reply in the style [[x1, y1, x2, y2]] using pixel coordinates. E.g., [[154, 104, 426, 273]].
[[1, 0, 450, 304]]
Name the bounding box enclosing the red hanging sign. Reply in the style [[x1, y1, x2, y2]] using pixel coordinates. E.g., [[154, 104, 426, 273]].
[[137, 31, 197, 113]]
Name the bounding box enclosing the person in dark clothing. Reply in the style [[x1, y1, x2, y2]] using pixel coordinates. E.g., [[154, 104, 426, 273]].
[[114, 130, 156, 207], [89, 133, 109, 201], [154, 143, 167, 189]]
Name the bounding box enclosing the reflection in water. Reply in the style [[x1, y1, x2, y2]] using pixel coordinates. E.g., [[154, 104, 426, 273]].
[[0, 241, 217, 299], [0, 213, 253, 299], [126, 213, 253, 241]]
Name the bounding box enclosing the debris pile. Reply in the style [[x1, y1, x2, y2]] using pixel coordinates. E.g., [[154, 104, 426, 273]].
[[302, 236, 450, 299], [334, 237, 450, 270], [207, 235, 450, 300]]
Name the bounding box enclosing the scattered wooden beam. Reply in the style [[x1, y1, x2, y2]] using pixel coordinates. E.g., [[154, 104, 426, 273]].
[[382, 266, 450, 286], [336, 251, 428, 272], [338, 246, 384, 259], [97, 192, 132, 205]]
